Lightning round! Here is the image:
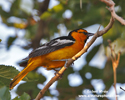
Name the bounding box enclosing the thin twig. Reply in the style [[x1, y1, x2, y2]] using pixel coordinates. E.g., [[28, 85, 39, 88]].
[[108, 40, 121, 100], [120, 87, 125, 92], [100, 0, 125, 25], [80, 0, 82, 9]]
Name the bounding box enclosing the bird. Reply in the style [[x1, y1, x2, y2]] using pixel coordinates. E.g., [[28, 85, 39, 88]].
[[9, 28, 94, 89]]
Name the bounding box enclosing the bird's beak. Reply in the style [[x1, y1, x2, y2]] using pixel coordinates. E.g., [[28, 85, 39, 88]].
[[87, 32, 94, 37]]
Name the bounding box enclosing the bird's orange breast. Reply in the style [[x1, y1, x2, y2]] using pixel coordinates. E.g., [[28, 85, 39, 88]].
[[28, 40, 85, 70]]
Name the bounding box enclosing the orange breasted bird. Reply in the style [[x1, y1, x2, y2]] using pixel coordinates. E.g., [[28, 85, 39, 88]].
[[9, 29, 94, 89]]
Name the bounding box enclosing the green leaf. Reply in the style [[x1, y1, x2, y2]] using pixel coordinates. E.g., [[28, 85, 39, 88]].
[[40, 11, 52, 20], [0, 86, 11, 100], [86, 44, 101, 63], [52, 4, 64, 13], [0, 65, 19, 87], [40, 3, 64, 20], [26, 71, 46, 82], [0, 65, 29, 88], [13, 92, 31, 100], [0, 65, 19, 79], [17, 82, 40, 99], [20, 92, 31, 100], [13, 97, 20, 100], [6, 36, 17, 50], [0, 82, 4, 88], [0, 39, 2, 42]]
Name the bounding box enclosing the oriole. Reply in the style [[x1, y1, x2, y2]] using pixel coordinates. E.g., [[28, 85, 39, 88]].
[[9, 29, 94, 89]]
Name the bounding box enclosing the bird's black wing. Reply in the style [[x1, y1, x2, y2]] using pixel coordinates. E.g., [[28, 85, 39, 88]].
[[28, 36, 75, 58]]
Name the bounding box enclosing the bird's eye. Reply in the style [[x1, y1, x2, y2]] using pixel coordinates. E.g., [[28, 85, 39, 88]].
[[83, 32, 87, 35], [79, 31, 87, 35]]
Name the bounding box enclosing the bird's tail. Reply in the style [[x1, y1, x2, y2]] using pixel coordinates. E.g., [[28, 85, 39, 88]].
[[9, 62, 34, 89]]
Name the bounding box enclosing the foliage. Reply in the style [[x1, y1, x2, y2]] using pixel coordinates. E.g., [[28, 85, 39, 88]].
[[6, 36, 17, 50], [0, 65, 29, 88], [0, 86, 30, 100], [0, 0, 125, 100], [13, 92, 31, 100], [0, 86, 11, 100], [0, 65, 20, 88]]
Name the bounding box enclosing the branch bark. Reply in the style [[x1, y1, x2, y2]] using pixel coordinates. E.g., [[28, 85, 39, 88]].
[[100, 0, 125, 25], [31, 0, 50, 49], [108, 40, 121, 100]]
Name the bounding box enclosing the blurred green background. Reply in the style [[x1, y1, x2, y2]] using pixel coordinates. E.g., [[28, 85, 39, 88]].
[[0, 0, 125, 100]]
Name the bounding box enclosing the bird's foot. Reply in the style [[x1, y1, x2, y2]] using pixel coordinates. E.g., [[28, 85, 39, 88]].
[[54, 69, 63, 79]]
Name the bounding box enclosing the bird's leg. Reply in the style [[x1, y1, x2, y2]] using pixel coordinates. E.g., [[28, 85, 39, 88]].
[[53, 59, 71, 79], [64, 58, 75, 68], [64, 59, 71, 68], [53, 68, 63, 79]]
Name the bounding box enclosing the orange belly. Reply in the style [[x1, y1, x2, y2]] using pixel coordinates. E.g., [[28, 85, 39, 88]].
[[27, 41, 84, 70]]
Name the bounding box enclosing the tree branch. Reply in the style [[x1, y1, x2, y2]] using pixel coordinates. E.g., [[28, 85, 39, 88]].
[[31, 0, 50, 49], [100, 0, 125, 25], [120, 87, 125, 92], [108, 40, 121, 100]]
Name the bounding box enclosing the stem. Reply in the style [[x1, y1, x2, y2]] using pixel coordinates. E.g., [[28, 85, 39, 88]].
[[113, 66, 117, 100]]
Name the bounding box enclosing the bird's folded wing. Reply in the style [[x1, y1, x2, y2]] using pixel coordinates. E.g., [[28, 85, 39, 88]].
[[28, 36, 75, 58]]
